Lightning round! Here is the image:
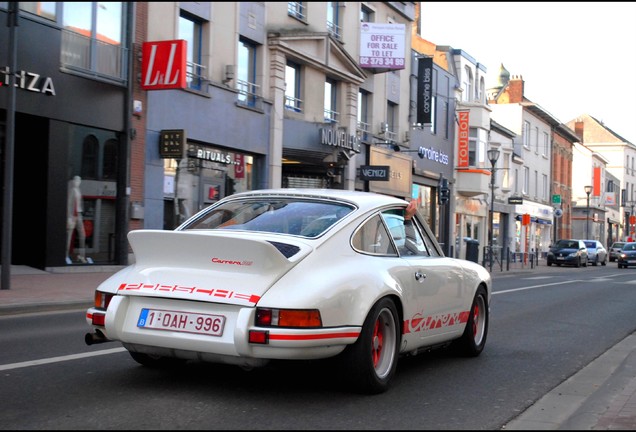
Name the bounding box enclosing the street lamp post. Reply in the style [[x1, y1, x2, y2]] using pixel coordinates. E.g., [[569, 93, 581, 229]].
[[487, 148, 500, 272], [584, 185, 592, 239]]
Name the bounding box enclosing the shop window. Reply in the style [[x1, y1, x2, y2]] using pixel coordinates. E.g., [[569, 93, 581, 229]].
[[81, 135, 99, 180], [102, 139, 118, 179], [60, 2, 127, 82]]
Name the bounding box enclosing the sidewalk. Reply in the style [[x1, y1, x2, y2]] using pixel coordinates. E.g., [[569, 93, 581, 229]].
[[0, 264, 634, 430]]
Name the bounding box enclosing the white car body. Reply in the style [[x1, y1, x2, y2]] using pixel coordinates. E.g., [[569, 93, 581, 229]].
[[86, 189, 492, 393]]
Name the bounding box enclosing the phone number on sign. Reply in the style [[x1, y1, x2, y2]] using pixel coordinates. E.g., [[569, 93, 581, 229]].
[[137, 308, 226, 336], [360, 57, 405, 67]]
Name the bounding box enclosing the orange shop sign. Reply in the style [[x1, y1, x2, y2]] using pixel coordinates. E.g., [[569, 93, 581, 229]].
[[457, 111, 469, 168]]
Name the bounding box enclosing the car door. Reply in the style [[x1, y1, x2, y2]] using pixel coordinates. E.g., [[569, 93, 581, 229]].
[[381, 211, 467, 348]]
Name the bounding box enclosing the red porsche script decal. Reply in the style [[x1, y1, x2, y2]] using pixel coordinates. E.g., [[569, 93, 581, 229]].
[[211, 257, 253, 266], [403, 310, 470, 334], [117, 283, 260, 304]]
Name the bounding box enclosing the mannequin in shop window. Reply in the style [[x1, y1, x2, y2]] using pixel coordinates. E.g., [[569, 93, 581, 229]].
[[66, 175, 87, 264]]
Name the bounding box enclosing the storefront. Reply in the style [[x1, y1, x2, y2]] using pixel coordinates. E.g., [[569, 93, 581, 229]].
[[0, 10, 130, 269]]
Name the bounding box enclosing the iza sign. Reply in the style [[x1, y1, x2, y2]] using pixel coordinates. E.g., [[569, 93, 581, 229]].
[[141, 40, 187, 90], [359, 165, 390, 181]]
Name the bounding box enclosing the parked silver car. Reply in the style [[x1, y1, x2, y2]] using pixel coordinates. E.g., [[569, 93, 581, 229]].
[[609, 241, 626, 262], [583, 240, 607, 266]]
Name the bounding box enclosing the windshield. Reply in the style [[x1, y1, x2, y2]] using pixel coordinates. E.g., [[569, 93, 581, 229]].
[[555, 240, 578, 248], [180, 198, 355, 238]]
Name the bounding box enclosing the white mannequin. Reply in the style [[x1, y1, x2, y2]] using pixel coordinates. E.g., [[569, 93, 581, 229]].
[[66, 175, 87, 263]]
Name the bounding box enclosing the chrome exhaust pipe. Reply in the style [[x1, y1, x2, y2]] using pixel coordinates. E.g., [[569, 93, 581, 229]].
[[85, 330, 112, 345]]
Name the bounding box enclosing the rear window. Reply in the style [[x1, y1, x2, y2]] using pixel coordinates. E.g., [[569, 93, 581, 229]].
[[584, 241, 596, 248], [180, 198, 355, 238]]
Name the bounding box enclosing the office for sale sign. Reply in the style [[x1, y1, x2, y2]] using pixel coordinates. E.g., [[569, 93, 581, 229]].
[[141, 40, 187, 90], [359, 23, 406, 71]]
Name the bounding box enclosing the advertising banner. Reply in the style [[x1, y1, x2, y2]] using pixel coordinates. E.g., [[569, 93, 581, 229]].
[[417, 57, 433, 125], [142, 40, 187, 90]]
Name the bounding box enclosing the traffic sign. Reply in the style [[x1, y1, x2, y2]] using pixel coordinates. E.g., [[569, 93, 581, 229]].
[[552, 194, 561, 204]]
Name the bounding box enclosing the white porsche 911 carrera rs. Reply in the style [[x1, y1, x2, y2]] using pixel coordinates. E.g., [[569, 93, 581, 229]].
[[85, 189, 491, 394]]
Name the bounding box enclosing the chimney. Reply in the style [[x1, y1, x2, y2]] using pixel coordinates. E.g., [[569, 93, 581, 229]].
[[575, 120, 584, 142], [507, 74, 524, 103]]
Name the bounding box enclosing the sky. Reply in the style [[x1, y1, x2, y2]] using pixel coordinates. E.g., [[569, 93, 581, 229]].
[[419, 2, 636, 145]]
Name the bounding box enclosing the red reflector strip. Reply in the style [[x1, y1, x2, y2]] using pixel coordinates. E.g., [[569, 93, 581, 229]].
[[268, 331, 359, 341], [249, 330, 269, 344], [92, 313, 106, 326]]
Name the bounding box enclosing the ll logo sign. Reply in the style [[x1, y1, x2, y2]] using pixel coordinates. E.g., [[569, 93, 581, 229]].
[[141, 40, 187, 90]]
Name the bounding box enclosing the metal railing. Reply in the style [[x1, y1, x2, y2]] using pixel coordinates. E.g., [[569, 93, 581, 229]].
[[61, 29, 127, 82]]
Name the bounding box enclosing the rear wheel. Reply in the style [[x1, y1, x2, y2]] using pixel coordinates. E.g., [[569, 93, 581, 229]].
[[451, 286, 489, 357], [341, 298, 400, 394]]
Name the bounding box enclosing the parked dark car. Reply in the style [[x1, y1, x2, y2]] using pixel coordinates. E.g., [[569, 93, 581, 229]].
[[617, 242, 636, 268], [546, 239, 589, 267], [609, 241, 626, 262], [583, 240, 607, 266]]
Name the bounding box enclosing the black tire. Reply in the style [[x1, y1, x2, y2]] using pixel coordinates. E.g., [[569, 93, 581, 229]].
[[451, 286, 489, 357], [592, 258, 598, 266], [129, 351, 185, 368], [575, 258, 581, 268], [601, 257, 607, 266], [547, 262, 552, 266], [340, 298, 400, 394]]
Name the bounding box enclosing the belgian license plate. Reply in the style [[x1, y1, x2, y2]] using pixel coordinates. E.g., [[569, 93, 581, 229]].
[[557, 257, 564, 260], [137, 308, 226, 336]]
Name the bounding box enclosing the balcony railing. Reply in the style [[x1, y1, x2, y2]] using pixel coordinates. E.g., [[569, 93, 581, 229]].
[[288, 2, 306, 20], [327, 20, 341, 39], [236, 79, 261, 108], [285, 95, 303, 112], [60, 29, 126, 82], [324, 108, 339, 123], [186, 61, 207, 91]]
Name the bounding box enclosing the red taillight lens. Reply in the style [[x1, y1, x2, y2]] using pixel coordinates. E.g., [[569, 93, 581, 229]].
[[255, 308, 322, 328], [92, 312, 106, 326], [248, 330, 269, 344]]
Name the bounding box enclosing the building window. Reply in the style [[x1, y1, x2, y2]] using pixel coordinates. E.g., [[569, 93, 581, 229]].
[[386, 102, 397, 142], [324, 78, 338, 123], [523, 166, 530, 194], [523, 121, 531, 149], [542, 132, 549, 156], [237, 38, 260, 107], [179, 12, 205, 90], [81, 135, 99, 180], [468, 128, 478, 166], [21, 2, 56, 20], [463, 66, 473, 102], [285, 61, 302, 112], [60, 2, 127, 82], [327, 2, 341, 39], [514, 168, 519, 194], [534, 126, 539, 153], [477, 77, 485, 103], [357, 90, 370, 141], [360, 4, 373, 22], [542, 174, 548, 199], [503, 153, 510, 189], [287, 2, 306, 20]]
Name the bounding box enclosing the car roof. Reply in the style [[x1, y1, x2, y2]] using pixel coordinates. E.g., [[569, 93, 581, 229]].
[[222, 188, 408, 212]]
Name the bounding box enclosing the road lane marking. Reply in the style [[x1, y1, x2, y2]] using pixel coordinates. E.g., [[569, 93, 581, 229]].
[[494, 280, 580, 295], [0, 347, 126, 371]]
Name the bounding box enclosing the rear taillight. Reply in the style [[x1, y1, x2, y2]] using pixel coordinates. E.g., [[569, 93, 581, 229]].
[[94, 291, 114, 310], [92, 312, 106, 326], [255, 308, 322, 328]]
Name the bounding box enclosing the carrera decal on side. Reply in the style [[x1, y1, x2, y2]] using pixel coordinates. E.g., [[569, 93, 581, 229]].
[[403, 310, 470, 334], [211, 257, 254, 266], [117, 283, 261, 304]]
